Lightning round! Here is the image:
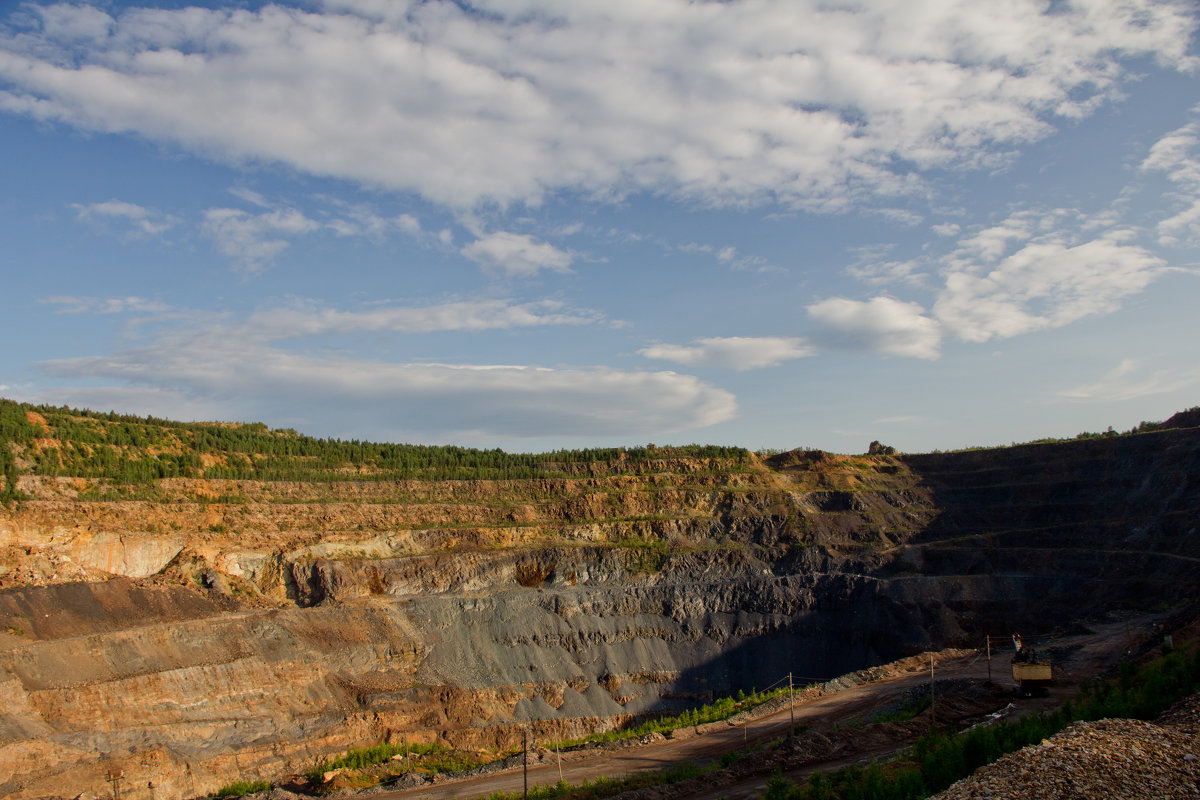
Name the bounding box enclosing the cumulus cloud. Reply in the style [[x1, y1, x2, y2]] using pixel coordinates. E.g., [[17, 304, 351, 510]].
[[72, 199, 177, 237], [1, 1, 1194, 210], [931, 211, 1166, 342], [639, 337, 814, 370], [1056, 359, 1200, 402], [461, 231, 573, 277], [29, 298, 735, 439], [838, 208, 1173, 351], [807, 296, 942, 360]]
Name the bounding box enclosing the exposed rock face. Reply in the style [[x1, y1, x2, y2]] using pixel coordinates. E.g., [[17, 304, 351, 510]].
[[1, 427, 1198, 799]]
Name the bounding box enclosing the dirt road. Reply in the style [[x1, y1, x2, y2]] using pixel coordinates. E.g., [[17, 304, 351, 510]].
[[376, 654, 982, 800], [372, 612, 1168, 800]]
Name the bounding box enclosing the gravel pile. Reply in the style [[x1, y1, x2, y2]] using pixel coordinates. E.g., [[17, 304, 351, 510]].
[[1159, 693, 1200, 735], [934, 697, 1200, 800]]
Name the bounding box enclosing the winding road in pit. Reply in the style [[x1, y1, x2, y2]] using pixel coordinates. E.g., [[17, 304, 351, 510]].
[[370, 613, 1164, 800]]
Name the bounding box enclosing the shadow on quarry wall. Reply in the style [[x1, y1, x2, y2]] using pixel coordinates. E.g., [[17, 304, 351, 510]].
[[877, 425, 1200, 639]]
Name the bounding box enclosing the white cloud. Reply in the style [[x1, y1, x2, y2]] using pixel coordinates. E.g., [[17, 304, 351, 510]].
[[840, 208, 1172, 347], [42, 295, 170, 315], [72, 192, 429, 269], [932, 212, 1166, 342], [72, 199, 177, 237], [243, 298, 602, 337], [1056, 359, 1200, 402], [678, 242, 774, 272], [875, 208, 924, 227], [1141, 116, 1200, 246], [35, 304, 736, 439], [844, 244, 927, 288], [9, 385, 226, 424], [461, 231, 573, 277], [807, 296, 942, 359], [1, 1, 1193, 210], [33, 3, 112, 42], [24, 298, 737, 439], [202, 206, 320, 271], [639, 337, 814, 370]]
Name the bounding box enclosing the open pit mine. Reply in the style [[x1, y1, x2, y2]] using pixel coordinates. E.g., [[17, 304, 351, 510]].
[[1, 401, 1198, 799]]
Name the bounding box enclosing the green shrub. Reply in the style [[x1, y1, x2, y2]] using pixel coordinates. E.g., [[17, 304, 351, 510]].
[[212, 779, 269, 798]]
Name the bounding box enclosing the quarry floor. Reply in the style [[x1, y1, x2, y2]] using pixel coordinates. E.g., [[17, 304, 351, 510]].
[[366, 612, 1165, 800]]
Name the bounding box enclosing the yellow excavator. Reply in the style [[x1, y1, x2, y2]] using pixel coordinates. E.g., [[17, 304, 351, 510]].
[[1011, 634, 1053, 696]]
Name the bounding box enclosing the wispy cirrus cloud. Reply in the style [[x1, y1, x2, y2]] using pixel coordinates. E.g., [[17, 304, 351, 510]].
[[71, 199, 177, 237], [201, 206, 321, 272], [42, 295, 170, 315], [70, 192, 433, 271], [241, 298, 603, 338], [1056, 359, 1200, 402], [639, 337, 813, 370], [1141, 110, 1200, 247], [1, 1, 1193, 211]]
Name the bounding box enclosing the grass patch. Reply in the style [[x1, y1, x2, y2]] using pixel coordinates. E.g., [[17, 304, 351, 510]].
[[212, 779, 270, 797], [304, 740, 487, 785], [558, 685, 793, 749]]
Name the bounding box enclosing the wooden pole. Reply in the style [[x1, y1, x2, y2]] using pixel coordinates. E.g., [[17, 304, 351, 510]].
[[788, 672, 795, 741], [106, 770, 123, 800], [930, 654, 936, 730], [555, 736, 563, 784]]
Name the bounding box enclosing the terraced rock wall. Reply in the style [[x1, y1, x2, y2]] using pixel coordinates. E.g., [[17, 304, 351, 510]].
[[1, 427, 1198, 799]]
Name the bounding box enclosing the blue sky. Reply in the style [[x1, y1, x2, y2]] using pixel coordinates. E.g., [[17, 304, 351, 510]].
[[1, 0, 1198, 453]]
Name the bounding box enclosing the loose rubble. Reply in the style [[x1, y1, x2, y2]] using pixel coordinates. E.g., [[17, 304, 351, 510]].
[[934, 694, 1200, 800]]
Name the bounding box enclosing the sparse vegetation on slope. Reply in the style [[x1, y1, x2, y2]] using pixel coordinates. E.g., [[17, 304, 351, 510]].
[[763, 640, 1200, 800]]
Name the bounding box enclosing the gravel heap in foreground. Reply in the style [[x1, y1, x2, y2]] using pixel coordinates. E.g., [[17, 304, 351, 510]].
[[934, 695, 1200, 800]]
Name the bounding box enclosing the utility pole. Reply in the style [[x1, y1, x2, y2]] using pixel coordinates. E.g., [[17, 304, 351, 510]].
[[986, 635, 992, 684], [106, 770, 123, 800], [788, 672, 795, 742], [555, 734, 563, 784], [930, 654, 936, 730]]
